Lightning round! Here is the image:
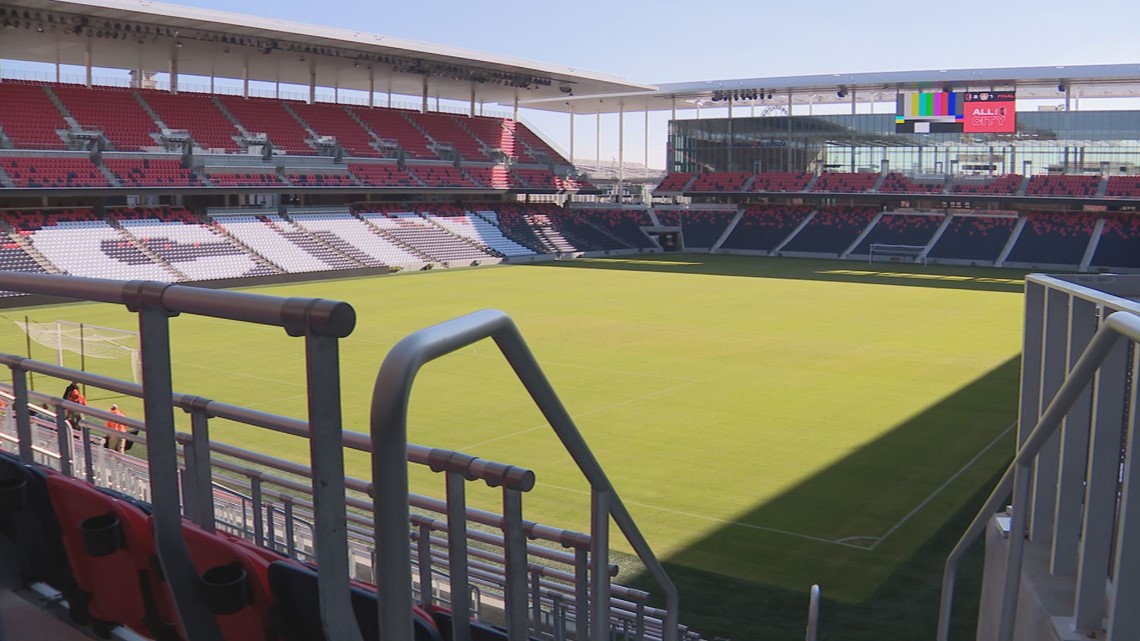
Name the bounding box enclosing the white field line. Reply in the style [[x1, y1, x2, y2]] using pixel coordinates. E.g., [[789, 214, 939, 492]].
[[867, 421, 1016, 550]]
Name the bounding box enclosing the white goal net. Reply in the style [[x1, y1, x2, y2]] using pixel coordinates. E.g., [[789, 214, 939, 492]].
[[13, 319, 141, 383]]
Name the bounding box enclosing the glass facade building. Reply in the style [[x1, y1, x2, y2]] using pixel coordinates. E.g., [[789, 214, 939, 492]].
[[669, 110, 1140, 177]]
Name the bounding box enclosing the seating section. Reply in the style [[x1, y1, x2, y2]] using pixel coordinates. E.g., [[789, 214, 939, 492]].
[[689, 172, 751, 192], [460, 115, 519, 160], [0, 156, 111, 188], [850, 214, 944, 254], [951, 174, 1023, 195], [1106, 176, 1140, 198], [0, 83, 68, 149], [926, 215, 1017, 262], [426, 209, 535, 257], [752, 172, 811, 192], [812, 172, 878, 193], [878, 173, 946, 194], [349, 107, 436, 159], [53, 85, 159, 152], [348, 163, 421, 188], [677, 209, 736, 248], [781, 205, 877, 254], [291, 211, 415, 268], [655, 173, 693, 192], [406, 111, 486, 161], [206, 171, 286, 187], [284, 170, 359, 188], [369, 212, 494, 263], [1025, 175, 1099, 197], [216, 96, 315, 155], [408, 165, 478, 188], [289, 102, 378, 157], [104, 158, 203, 187], [31, 218, 172, 280], [504, 119, 568, 165], [214, 214, 355, 272], [116, 210, 265, 280], [466, 166, 516, 189], [1005, 211, 1099, 266], [481, 206, 551, 254], [576, 209, 655, 249], [1091, 215, 1140, 269], [139, 89, 241, 152], [721, 205, 814, 252], [654, 210, 681, 227]]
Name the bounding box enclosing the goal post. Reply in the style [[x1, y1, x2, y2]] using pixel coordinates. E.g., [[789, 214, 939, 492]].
[[869, 243, 927, 266], [12, 318, 141, 384]]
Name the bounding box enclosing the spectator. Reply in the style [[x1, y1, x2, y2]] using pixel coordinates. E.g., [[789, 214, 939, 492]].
[[64, 382, 86, 431], [104, 404, 128, 453]]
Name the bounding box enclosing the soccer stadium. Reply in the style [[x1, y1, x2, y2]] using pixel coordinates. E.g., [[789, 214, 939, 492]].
[[0, 2, 1136, 641]]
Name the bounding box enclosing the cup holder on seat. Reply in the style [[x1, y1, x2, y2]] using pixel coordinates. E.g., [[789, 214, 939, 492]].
[[0, 477, 28, 514], [201, 562, 250, 615], [79, 512, 123, 557]]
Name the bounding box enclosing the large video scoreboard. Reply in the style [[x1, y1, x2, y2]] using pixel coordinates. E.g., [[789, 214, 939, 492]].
[[895, 91, 1016, 134]]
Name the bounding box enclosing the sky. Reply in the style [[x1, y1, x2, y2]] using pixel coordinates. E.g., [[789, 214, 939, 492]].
[[23, 0, 1140, 168]]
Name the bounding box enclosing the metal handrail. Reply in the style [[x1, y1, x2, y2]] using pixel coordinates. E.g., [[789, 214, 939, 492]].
[[937, 310, 1140, 641], [805, 584, 821, 641], [370, 308, 679, 641]]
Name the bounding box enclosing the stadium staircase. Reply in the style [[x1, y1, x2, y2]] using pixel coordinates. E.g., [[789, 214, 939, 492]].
[[1015, 175, 1031, 197], [801, 173, 820, 192], [0, 220, 58, 274], [840, 210, 884, 259], [205, 218, 287, 274], [710, 209, 744, 251], [771, 208, 817, 254], [94, 161, 122, 188], [1079, 217, 1107, 272], [917, 214, 955, 263], [0, 165, 15, 188], [1095, 175, 1110, 198]]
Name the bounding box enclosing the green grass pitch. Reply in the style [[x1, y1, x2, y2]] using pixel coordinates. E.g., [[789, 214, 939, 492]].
[[0, 255, 1026, 637]]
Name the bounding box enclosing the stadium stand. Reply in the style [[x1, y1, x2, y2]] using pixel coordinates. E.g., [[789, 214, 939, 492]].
[[0, 156, 111, 188], [215, 96, 315, 155], [212, 214, 345, 273], [1025, 174, 1100, 197], [751, 172, 812, 192], [103, 157, 203, 188], [290, 210, 413, 268], [811, 172, 878, 193], [347, 162, 422, 187], [348, 107, 436, 159], [288, 101, 380, 158], [369, 211, 494, 264], [654, 210, 680, 227], [720, 205, 814, 252], [779, 205, 876, 254], [466, 166, 517, 189], [576, 209, 655, 249], [676, 209, 736, 248], [1091, 214, 1140, 268], [877, 173, 947, 194], [52, 85, 160, 152], [951, 174, 1023, 195], [482, 205, 552, 254], [688, 172, 751, 192], [1004, 211, 1099, 266], [925, 214, 1017, 263], [1105, 175, 1140, 198], [282, 169, 360, 188], [459, 115, 521, 160], [850, 213, 944, 255], [112, 208, 267, 280], [423, 208, 534, 257], [0, 82, 69, 149], [654, 173, 693, 192], [138, 89, 242, 152], [205, 170, 286, 187], [408, 164, 478, 188], [505, 119, 568, 165], [405, 112, 487, 161]]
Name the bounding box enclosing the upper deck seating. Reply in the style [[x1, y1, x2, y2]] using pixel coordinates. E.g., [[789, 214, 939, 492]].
[[53, 85, 158, 151], [720, 205, 814, 252], [1105, 176, 1140, 198], [1091, 214, 1140, 269], [850, 214, 943, 254], [951, 174, 1023, 195], [811, 172, 877, 193], [926, 215, 1016, 262], [677, 209, 736, 248], [205, 171, 286, 187], [459, 115, 520, 160], [139, 89, 241, 152], [688, 172, 751, 192], [0, 156, 111, 188], [1025, 175, 1099, 197], [0, 83, 68, 149], [1005, 211, 1099, 266], [877, 173, 946, 194], [284, 170, 359, 188], [104, 158, 203, 187], [780, 205, 876, 254], [405, 112, 487, 161], [349, 107, 435, 159], [506, 119, 569, 165], [751, 172, 811, 192], [408, 165, 478, 188], [654, 173, 693, 192], [465, 166, 515, 189], [216, 96, 315, 155], [290, 102, 379, 158]]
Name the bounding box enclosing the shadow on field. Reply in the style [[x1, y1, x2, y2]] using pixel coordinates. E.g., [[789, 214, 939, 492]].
[[527, 253, 1030, 293], [621, 355, 1022, 641]]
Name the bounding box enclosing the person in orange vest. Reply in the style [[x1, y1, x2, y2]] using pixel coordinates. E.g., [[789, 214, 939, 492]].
[[64, 382, 86, 431], [104, 404, 128, 453]]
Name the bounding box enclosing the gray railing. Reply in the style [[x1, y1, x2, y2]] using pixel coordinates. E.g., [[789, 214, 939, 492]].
[[938, 273, 1140, 641], [370, 309, 680, 641]]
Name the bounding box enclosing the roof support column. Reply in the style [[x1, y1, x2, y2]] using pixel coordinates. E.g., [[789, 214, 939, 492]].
[[421, 77, 429, 113], [513, 93, 519, 121], [275, 79, 280, 99], [695, 102, 701, 120], [334, 84, 339, 104], [368, 69, 375, 107], [85, 40, 93, 88], [569, 105, 575, 164], [56, 61, 61, 84], [668, 98, 676, 173], [309, 63, 317, 104], [169, 48, 179, 95], [618, 101, 625, 200], [644, 109, 649, 170], [387, 79, 392, 108], [242, 61, 249, 98], [595, 111, 600, 168], [851, 89, 856, 115], [470, 84, 476, 117]]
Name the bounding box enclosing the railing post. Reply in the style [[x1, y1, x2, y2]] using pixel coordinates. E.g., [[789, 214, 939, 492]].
[[446, 470, 473, 641], [54, 407, 72, 477], [590, 488, 611, 641], [81, 424, 95, 484], [417, 523, 433, 606], [502, 487, 528, 641], [131, 290, 224, 641], [1106, 343, 1140, 640], [10, 367, 33, 463], [188, 400, 216, 531], [575, 547, 590, 640], [251, 474, 264, 547], [1029, 288, 1069, 541]]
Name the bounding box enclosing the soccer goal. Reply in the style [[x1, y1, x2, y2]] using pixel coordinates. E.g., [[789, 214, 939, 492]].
[[869, 243, 927, 266], [12, 318, 141, 383]]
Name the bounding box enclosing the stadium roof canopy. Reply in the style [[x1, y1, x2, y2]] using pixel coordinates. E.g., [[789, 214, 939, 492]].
[[523, 64, 1140, 114], [0, 0, 653, 105]]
